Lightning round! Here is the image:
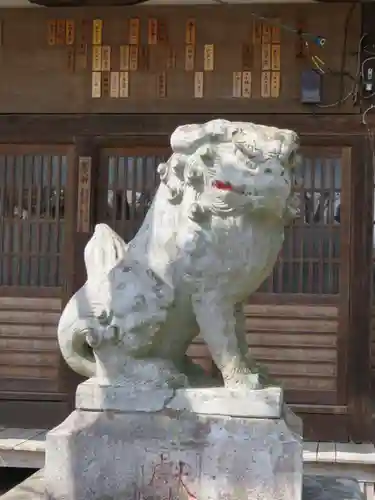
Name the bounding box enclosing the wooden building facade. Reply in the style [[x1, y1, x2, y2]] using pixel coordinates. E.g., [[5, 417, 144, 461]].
[[0, 1, 373, 443]]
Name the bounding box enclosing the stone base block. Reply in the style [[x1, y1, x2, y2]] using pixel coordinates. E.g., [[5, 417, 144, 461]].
[[45, 387, 302, 500]]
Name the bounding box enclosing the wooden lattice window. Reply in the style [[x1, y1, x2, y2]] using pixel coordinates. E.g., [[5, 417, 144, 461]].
[[259, 147, 346, 295], [0, 148, 68, 287], [99, 150, 169, 241]]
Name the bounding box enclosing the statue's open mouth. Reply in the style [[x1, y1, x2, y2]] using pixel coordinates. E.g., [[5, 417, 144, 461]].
[[212, 180, 244, 194]]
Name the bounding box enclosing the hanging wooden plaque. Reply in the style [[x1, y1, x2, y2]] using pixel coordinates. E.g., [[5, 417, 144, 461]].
[[261, 44, 271, 71], [261, 71, 271, 98], [56, 20, 65, 45], [148, 18, 158, 45], [120, 45, 130, 70], [102, 72, 110, 97], [92, 46, 102, 71], [203, 44, 214, 72], [92, 19, 102, 45], [110, 72, 119, 98], [271, 44, 280, 71], [119, 71, 129, 97], [139, 46, 150, 71], [158, 20, 168, 43], [66, 20, 75, 45], [262, 23, 271, 44], [47, 20, 57, 46], [232, 72, 242, 98], [271, 22, 280, 43], [91, 71, 101, 98], [156, 72, 167, 98], [76, 43, 88, 70], [67, 48, 75, 72], [242, 71, 251, 98], [77, 156, 92, 233], [242, 44, 253, 71], [271, 72, 280, 98], [102, 46, 111, 71], [252, 20, 262, 44], [129, 18, 140, 45], [129, 45, 138, 71], [185, 19, 196, 45], [167, 47, 176, 70], [185, 44, 195, 71], [194, 72, 204, 98]]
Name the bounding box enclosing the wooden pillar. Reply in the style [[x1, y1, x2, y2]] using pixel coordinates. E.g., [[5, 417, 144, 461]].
[[347, 136, 373, 442], [58, 137, 100, 413]]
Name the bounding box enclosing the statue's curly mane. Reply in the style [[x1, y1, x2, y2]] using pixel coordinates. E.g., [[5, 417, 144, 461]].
[[156, 120, 300, 222]]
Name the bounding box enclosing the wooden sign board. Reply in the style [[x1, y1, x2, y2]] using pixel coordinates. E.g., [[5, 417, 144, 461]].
[[76, 43, 88, 70], [242, 71, 251, 98], [110, 71, 119, 98], [261, 44, 271, 71], [158, 21, 168, 43], [102, 72, 110, 97], [129, 18, 140, 45], [66, 20, 75, 45], [271, 72, 280, 97], [120, 71, 129, 97], [271, 44, 280, 71], [167, 47, 176, 70], [261, 71, 271, 98], [156, 72, 167, 98], [185, 19, 196, 45], [77, 157, 92, 233], [194, 72, 204, 98], [139, 46, 150, 71], [204, 44, 214, 71], [252, 20, 262, 44], [92, 19, 102, 45], [120, 45, 130, 70], [262, 23, 271, 44], [56, 20, 65, 45], [185, 44, 195, 71], [129, 45, 138, 71], [47, 20, 57, 46], [92, 46, 102, 71], [102, 46, 111, 71], [67, 48, 75, 72], [242, 44, 253, 71], [91, 71, 101, 98], [232, 72, 242, 98], [148, 18, 158, 45], [271, 22, 280, 43]]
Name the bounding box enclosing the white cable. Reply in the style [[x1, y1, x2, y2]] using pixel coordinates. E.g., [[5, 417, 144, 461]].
[[362, 104, 375, 125], [316, 33, 365, 108]]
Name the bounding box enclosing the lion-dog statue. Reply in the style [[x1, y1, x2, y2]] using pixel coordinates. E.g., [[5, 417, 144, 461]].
[[58, 119, 300, 391]]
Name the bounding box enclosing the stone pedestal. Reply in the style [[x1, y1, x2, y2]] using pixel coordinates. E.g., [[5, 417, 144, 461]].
[[44, 383, 303, 500]]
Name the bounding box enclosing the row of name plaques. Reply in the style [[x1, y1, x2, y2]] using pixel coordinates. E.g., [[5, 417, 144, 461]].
[[91, 70, 281, 99]]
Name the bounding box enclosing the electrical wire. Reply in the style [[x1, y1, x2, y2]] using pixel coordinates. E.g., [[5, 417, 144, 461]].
[[211, 0, 326, 47]]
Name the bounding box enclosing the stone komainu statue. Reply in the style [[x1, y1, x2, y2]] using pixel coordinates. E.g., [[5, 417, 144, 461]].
[[58, 119, 300, 390]]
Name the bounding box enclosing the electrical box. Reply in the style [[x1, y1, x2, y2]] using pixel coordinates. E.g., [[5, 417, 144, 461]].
[[300, 70, 322, 104]]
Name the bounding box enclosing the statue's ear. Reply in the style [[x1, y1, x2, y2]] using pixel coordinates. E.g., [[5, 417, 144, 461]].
[[84, 224, 127, 282], [170, 119, 232, 155]]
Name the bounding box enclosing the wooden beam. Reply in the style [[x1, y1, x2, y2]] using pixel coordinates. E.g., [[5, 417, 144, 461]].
[[58, 137, 99, 412], [0, 114, 367, 143], [346, 136, 373, 442]]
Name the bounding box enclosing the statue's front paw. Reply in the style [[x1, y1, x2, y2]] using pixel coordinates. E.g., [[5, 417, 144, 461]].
[[223, 371, 262, 390]]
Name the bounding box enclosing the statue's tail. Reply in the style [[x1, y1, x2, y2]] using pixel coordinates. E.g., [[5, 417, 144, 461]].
[[57, 294, 96, 378]]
